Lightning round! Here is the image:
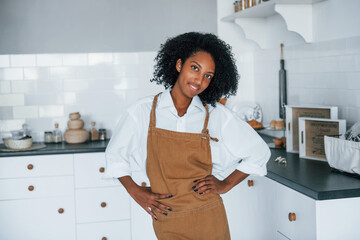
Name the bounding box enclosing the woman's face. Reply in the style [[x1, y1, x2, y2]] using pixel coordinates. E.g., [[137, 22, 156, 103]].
[[174, 51, 215, 100]]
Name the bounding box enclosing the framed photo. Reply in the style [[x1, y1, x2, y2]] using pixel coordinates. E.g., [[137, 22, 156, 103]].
[[285, 105, 338, 153], [298, 117, 346, 161]]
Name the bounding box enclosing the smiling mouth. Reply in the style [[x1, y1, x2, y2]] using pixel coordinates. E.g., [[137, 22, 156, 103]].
[[189, 84, 199, 91]]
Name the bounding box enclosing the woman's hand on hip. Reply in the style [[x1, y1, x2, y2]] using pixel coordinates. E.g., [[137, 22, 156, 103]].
[[118, 176, 172, 221], [130, 186, 173, 220], [192, 175, 229, 195]]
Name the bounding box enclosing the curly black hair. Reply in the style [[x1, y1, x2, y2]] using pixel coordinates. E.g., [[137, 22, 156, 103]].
[[150, 32, 239, 107]]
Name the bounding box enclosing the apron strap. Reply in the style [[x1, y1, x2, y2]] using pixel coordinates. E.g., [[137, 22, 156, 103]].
[[202, 104, 219, 142], [150, 93, 162, 129]]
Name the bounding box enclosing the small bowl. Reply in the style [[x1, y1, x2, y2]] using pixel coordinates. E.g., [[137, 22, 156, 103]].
[[273, 138, 283, 148], [69, 112, 81, 120], [3, 138, 33, 150], [68, 119, 84, 130]]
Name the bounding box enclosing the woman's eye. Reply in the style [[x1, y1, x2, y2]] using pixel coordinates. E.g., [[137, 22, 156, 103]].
[[205, 74, 213, 80], [191, 65, 199, 71]]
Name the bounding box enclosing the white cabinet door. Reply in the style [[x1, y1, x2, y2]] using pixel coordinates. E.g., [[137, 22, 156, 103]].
[[75, 186, 130, 223], [0, 197, 76, 240], [74, 153, 120, 188], [77, 221, 131, 240], [274, 181, 316, 240], [131, 171, 157, 240], [0, 154, 73, 178], [222, 175, 276, 240], [0, 176, 74, 200]]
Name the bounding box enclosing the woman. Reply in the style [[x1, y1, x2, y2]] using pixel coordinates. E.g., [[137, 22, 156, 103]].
[[105, 32, 270, 239]]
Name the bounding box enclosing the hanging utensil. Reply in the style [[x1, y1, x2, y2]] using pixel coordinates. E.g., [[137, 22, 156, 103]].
[[279, 43, 287, 119]]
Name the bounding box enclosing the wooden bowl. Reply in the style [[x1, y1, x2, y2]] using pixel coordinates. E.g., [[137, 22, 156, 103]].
[[69, 112, 81, 120], [273, 138, 283, 148], [64, 129, 89, 144], [67, 119, 84, 130]]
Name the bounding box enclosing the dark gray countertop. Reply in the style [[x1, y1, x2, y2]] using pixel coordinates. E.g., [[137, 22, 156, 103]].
[[1, 136, 359, 200], [0, 140, 109, 157]]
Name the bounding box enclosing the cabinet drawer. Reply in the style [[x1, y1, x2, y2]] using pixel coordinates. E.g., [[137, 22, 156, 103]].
[[77, 221, 131, 240], [75, 187, 130, 223], [0, 196, 75, 240], [74, 153, 120, 188], [0, 154, 73, 179], [0, 176, 74, 200], [274, 182, 316, 240]]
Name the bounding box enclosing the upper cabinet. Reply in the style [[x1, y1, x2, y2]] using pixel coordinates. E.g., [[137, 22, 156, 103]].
[[221, 0, 328, 48]]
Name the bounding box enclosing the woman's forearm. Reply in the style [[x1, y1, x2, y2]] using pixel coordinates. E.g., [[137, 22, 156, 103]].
[[223, 170, 249, 192]]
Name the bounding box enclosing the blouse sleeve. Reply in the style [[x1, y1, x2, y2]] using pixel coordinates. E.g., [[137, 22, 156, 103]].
[[221, 113, 271, 176], [104, 110, 140, 179]]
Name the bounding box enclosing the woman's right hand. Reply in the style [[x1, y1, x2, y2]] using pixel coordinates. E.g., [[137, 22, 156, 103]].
[[131, 186, 173, 220], [118, 176, 172, 220]]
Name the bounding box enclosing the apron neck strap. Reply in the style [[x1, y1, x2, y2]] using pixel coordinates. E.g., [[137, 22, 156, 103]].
[[202, 104, 210, 134], [150, 92, 210, 133], [150, 93, 161, 129]]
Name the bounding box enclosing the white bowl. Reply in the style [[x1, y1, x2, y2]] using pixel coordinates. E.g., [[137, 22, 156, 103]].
[[3, 138, 33, 150]]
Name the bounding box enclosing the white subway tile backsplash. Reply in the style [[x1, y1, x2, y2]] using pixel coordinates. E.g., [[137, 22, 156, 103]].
[[10, 55, 36, 67], [63, 92, 77, 104], [0, 55, 10, 68], [63, 54, 88, 66], [113, 52, 139, 65], [0, 107, 13, 120], [37, 54, 63, 67], [13, 106, 39, 119], [0, 81, 11, 93], [24, 93, 63, 105], [88, 53, 113, 65], [0, 68, 23, 80], [63, 79, 89, 91], [24, 67, 50, 80], [39, 105, 64, 118], [37, 80, 63, 93], [0, 94, 24, 106], [11, 81, 38, 93], [49, 67, 76, 79], [0, 119, 25, 132]]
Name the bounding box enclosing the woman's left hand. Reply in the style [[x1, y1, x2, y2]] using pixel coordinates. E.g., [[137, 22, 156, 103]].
[[192, 175, 229, 195]]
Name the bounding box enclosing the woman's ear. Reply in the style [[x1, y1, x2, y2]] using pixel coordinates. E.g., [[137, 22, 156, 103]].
[[176, 59, 182, 73]]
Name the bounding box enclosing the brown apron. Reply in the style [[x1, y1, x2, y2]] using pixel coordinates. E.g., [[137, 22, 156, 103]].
[[146, 93, 231, 240]]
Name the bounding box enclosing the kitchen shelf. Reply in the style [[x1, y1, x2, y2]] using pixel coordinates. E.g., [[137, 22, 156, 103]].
[[221, 0, 328, 48]]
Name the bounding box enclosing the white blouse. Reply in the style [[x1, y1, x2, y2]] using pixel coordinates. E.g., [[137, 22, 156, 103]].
[[104, 88, 271, 181]]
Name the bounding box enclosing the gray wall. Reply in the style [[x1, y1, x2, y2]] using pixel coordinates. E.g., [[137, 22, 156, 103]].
[[0, 0, 217, 54]]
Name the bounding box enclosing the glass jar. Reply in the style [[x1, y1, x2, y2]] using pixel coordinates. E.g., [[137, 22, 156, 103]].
[[98, 129, 107, 141], [44, 131, 53, 143], [53, 123, 62, 143]]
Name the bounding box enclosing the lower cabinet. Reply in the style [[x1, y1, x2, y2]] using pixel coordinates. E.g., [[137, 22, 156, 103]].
[[77, 221, 131, 240], [0, 197, 76, 240]]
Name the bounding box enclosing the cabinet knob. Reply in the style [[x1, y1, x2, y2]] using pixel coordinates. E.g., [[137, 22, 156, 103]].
[[102, 237, 107, 240], [288, 212, 296, 222], [27, 164, 34, 170], [99, 167, 105, 173], [248, 180, 254, 187], [58, 208, 64, 214], [28, 185, 34, 191], [101, 202, 107, 208], [141, 182, 147, 187]]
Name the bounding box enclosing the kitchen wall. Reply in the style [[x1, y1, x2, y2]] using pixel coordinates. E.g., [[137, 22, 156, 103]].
[[218, 0, 360, 128], [0, 52, 164, 142], [0, 0, 217, 54]]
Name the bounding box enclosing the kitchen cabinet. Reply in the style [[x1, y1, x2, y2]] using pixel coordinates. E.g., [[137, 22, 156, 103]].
[[223, 175, 277, 240], [0, 154, 75, 240]]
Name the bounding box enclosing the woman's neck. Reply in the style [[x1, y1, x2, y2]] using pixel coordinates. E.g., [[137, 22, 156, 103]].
[[170, 88, 192, 117]]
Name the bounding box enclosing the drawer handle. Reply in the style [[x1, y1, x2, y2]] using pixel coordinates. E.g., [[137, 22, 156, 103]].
[[27, 164, 34, 170], [102, 237, 107, 240], [101, 202, 107, 208], [288, 212, 296, 222], [99, 167, 105, 173], [248, 180, 254, 187], [28, 185, 35, 191], [141, 182, 147, 187], [58, 208, 64, 214]]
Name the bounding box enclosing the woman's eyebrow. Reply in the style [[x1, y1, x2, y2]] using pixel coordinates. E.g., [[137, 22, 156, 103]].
[[191, 61, 215, 74]]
